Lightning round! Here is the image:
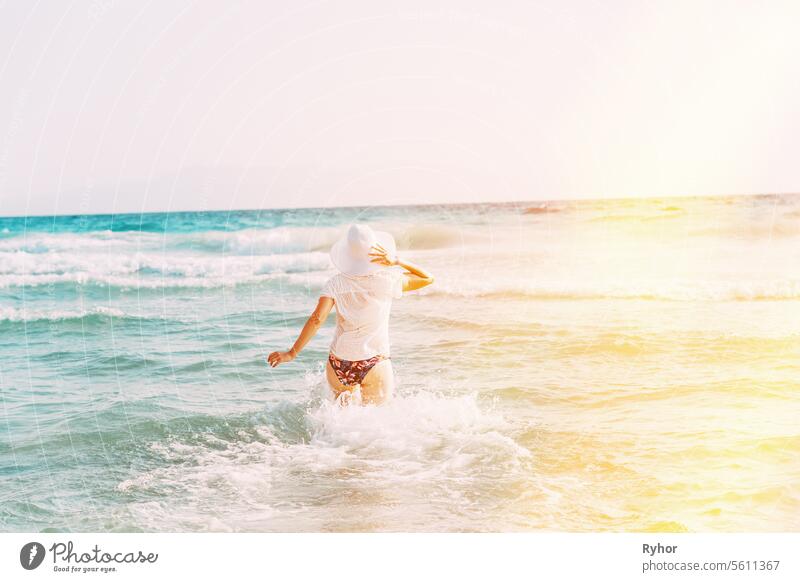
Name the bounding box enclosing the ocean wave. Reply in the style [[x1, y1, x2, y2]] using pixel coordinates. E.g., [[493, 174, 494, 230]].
[[0, 249, 331, 276], [422, 279, 800, 301], [547, 331, 800, 360], [0, 250, 332, 288], [172, 227, 342, 254], [390, 223, 486, 250], [0, 305, 126, 322], [0, 272, 312, 290], [0, 231, 153, 253], [0, 221, 484, 289], [0, 222, 482, 256], [690, 221, 800, 239], [0, 227, 336, 255]]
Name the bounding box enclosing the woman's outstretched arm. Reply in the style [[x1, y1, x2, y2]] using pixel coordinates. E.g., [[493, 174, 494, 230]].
[[267, 296, 334, 367]]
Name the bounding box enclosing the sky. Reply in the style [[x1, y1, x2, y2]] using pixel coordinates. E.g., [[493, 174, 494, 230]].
[[0, 0, 799, 216]]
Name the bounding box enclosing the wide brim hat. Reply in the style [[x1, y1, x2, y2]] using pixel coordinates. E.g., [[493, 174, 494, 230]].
[[330, 223, 396, 276]]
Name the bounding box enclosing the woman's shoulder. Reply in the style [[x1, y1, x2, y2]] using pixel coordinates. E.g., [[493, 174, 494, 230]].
[[367, 268, 404, 296], [353, 268, 401, 286], [324, 269, 401, 295], [321, 273, 344, 297], [372, 268, 402, 281]]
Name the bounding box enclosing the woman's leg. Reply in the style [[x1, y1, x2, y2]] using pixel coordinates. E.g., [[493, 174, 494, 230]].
[[325, 360, 351, 401], [359, 359, 394, 404]]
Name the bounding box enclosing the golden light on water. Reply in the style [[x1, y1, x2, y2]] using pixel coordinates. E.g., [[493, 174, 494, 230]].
[[478, 196, 800, 531]]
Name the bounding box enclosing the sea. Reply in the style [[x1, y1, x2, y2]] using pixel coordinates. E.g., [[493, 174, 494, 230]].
[[1, 194, 798, 532]]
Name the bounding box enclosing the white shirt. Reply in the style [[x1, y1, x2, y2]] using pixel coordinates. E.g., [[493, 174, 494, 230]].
[[321, 268, 404, 361]]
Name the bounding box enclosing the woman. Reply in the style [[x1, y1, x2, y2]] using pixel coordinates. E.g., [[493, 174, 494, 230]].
[[267, 224, 434, 404]]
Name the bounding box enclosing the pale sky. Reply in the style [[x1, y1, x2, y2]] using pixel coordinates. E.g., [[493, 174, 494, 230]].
[[1, 0, 799, 216]]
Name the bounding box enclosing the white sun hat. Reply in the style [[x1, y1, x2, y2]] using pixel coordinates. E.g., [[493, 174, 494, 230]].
[[329, 223, 396, 276]]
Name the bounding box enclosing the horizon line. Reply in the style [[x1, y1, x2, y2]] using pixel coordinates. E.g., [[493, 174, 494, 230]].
[[1, 190, 798, 220]]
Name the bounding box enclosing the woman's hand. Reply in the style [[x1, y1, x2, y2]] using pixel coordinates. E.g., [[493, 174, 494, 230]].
[[368, 243, 397, 267], [267, 349, 296, 368]]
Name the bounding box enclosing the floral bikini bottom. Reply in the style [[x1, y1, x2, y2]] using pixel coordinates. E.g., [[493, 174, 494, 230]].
[[328, 353, 388, 387]]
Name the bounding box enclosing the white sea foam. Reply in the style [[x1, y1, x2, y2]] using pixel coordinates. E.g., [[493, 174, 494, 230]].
[[0, 227, 341, 255], [0, 305, 126, 322], [115, 389, 530, 531], [0, 249, 333, 288], [0, 231, 154, 253], [0, 249, 331, 276], [0, 272, 299, 289]]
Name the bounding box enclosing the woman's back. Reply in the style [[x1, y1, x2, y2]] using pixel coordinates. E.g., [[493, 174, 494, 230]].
[[321, 269, 404, 361]]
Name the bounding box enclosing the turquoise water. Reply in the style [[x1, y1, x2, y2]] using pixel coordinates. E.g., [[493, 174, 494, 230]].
[[1, 196, 799, 532]]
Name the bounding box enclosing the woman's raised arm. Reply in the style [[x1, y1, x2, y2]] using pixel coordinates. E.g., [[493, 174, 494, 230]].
[[396, 257, 434, 292], [368, 243, 434, 292]]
